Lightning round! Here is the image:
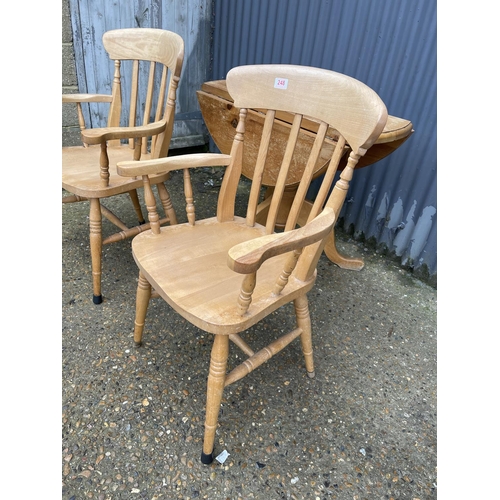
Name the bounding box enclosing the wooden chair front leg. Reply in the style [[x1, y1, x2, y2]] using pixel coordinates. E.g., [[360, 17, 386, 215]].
[[294, 295, 315, 378], [202, 334, 229, 464], [89, 198, 103, 304], [134, 271, 152, 346], [156, 182, 178, 225]]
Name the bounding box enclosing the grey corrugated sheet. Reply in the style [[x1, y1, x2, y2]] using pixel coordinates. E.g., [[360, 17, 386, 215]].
[[68, 0, 213, 148], [211, 0, 437, 280]]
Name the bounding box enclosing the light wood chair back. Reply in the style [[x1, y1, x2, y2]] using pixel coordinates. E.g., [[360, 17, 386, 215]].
[[62, 28, 184, 304], [101, 28, 183, 157], [117, 64, 387, 464], [218, 64, 387, 278]]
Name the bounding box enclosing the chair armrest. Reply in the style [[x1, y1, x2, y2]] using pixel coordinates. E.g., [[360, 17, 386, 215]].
[[227, 207, 336, 274], [81, 121, 170, 145], [62, 93, 113, 104], [116, 153, 233, 177]]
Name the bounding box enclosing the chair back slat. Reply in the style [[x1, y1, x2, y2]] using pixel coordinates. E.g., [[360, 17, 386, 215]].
[[246, 110, 275, 226], [138, 61, 155, 153], [283, 120, 328, 231], [154, 72, 180, 159], [106, 60, 123, 148], [156, 65, 168, 122], [143, 62, 156, 126], [265, 113, 303, 234], [306, 135, 346, 223], [151, 66, 169, 153], [126, 60, 140, 149]]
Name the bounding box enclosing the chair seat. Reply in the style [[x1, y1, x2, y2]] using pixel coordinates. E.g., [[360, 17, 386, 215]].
[[132, 216, 317, 335], [62, 145, 170, 198]]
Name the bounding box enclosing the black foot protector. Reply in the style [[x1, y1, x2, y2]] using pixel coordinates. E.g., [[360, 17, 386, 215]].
[[201, 450, 214, 465], [93, 294, 103, 305]]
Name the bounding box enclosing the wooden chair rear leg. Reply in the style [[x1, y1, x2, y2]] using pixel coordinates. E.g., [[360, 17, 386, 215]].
[[128, 189, 146, 225], [134, 271, 152, 346], [294, 295, 315, 378], [202, 334, 229, 464], [157, 182, 178, 225], [89, 198, 103, 304]]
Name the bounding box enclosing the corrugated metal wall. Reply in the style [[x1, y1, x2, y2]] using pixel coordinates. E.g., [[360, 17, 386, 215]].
[[211, 0, 437, 281], [68, 0, 214, 148]]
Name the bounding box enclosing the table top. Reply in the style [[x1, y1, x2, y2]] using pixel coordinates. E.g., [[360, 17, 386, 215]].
[[197, 80, 414, 185], [200, 80, 413, 145]]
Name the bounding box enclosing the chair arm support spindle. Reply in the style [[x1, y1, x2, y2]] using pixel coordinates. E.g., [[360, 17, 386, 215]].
[[99, 142, 110, 186], [183, 169, 196, 225], [134, 138, 142, 161], [142, 175, 161, 234], [237, 273, 256, 315], [274, 248, 302, 295]]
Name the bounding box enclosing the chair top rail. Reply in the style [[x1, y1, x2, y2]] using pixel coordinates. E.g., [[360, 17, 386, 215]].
[[226, 64, 387, 154], [103, 28, 184, 71]]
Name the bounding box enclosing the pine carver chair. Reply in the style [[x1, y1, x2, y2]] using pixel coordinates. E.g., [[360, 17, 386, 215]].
[[62, 28, 184, 304], [117, 64, 388, 464]]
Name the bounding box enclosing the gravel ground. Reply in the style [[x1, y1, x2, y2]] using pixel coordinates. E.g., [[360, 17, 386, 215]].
[[62, 168, 437, 500]]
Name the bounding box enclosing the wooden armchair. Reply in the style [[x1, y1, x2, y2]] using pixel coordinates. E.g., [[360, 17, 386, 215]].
[[62, 28, 184, 304], [117, 64, 387, 463]]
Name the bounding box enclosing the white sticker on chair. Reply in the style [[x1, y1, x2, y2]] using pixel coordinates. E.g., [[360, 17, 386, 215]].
[[274, 78, 288, 89]]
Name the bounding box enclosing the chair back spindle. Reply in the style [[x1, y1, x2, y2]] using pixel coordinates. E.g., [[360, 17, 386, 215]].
[[123, 60, 138, 149], [142, 175, 161, 234], [284, 120, 329, 231], [217, 108, 247, 223], [264, 113, 303, 234]]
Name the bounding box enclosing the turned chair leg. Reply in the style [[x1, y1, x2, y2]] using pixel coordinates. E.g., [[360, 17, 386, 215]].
[[202, 334, 229, 464], [89, 198, 103, 304], [295, 295, 315, 378], [134, 271, 152, 346], [128, 189, 146, 225]]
